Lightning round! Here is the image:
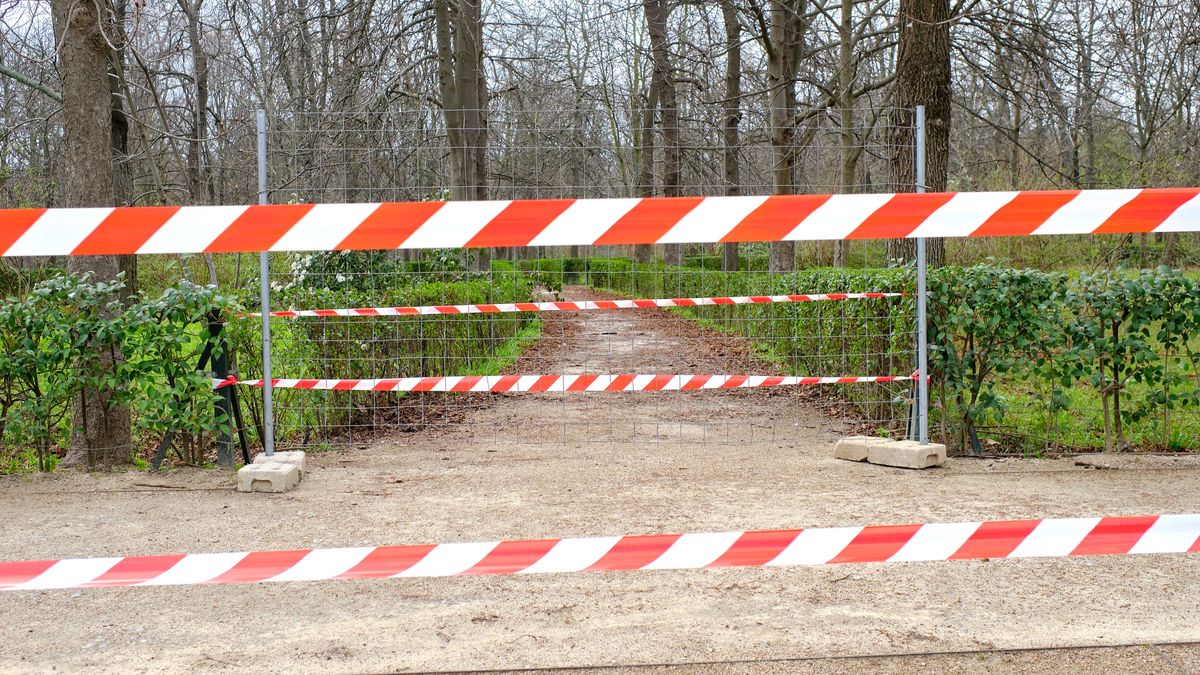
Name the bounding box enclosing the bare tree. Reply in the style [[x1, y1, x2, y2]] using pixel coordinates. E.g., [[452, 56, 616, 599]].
[[721, 0, 743, 272], [644, 0, 684, 265], [755, 0, 807, 272]]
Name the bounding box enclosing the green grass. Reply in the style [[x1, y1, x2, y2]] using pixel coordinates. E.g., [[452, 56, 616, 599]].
[[465, 318, 543, 376]]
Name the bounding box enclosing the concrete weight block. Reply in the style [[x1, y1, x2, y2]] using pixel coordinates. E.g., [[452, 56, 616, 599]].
[[833, 436, 886, 462], [252, 451, 306, 478], [237, 462, 301, 493], [835, 437, 946, 469]]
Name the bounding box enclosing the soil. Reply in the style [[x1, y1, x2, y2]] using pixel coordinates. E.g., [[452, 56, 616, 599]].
[[1, 286, 1199, 673]]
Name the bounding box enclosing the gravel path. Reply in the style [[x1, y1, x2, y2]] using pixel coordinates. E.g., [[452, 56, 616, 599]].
[[1, 289, 1198, 673]]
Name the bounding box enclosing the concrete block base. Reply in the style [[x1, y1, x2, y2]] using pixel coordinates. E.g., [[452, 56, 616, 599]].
[[834, 435, 878, 462], [835, 436, 946, 469], [237, 462, 300, 493], [253, 451, 306, 478]]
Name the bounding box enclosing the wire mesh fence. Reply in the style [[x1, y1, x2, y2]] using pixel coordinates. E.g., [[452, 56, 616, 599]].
[[7, 97, 1200, 473], [234, 106, 921, 452]]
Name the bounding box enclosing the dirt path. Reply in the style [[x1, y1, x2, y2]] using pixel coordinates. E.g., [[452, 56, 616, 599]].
[[1, 292, 1199, 673], [425, 285, 846, 449]]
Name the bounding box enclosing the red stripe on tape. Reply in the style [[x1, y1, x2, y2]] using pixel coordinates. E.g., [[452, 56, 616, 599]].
[[1071, 516, 1159, 556], [608, 374, 636, 391], [467, 200, 575, 248], [971, 191, 1078, 237], [644, 374, 674, 391], [595, 197, 704, 245], [206, 204, 315, 253], [530, 375, 559, 392], [847, 193, 956, 240], [337, 545, 437, 580], [464, 539, 560, 575], [568, 374, 599, 391], [722, 195, 830, 242], [1093, 188, 1200, 234], [73, 206, 180, 255], [208, 550, 310, 584], [84, 554, 186, 587], [414, 377, 440, 392], [451, 376, 481, 392], [950, 520, 1040, 560], [372, 379, 401, 391], [336, 202, 443, 250], [586, 534, 682, 572], [492, 375, 521, 392], [828, 524, 922, 564], [0, 559, 57, 589], [708, 529, 803, 568], [0, 208, 45, 254]]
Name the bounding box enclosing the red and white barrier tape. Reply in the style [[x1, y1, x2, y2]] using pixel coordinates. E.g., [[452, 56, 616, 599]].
[[3, 188, 1198, 257], [3, 514, 1196, 591], [244, 292, 904, 318], [213, 373, 914, 392]]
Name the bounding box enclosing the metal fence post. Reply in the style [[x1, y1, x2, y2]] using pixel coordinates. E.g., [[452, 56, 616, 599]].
[[257, 109, 275, 456], [915, 105, 929, 445]]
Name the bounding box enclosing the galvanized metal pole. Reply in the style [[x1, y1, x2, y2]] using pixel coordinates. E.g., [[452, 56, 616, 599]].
[[256, 110, 275, 456], [915, 105, 929, 445]]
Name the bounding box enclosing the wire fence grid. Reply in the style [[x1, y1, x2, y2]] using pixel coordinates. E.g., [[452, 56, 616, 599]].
[[238, 106, 921, 452]]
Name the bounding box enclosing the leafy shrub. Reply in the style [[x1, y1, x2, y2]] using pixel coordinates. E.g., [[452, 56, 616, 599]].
[[0, 274, 236, 471], [683, 254, 770, 271], [1059, 268, 1200, 452], [929, 264, 1200, 454], [928, 266, 1066, 454]]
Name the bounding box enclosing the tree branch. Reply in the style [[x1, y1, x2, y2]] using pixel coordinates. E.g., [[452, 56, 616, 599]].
[[0, 64, 63, 102]]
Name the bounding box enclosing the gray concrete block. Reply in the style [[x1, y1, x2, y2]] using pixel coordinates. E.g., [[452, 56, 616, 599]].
[[237, 462, 300, 493], [835, 437, 946, 469], [252, 451, 306, 478], [868, 439, 946, 469], [833, 436, 886, 462]]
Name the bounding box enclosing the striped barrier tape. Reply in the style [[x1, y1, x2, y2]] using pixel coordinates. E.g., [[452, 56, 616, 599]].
[[243, 292, 905, 318], [3, 514, 1197, 591], [212, 373, 915, 392], [3, 188, 1198, 256]]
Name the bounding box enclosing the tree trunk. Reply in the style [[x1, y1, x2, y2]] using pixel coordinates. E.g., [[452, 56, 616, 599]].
[[834, 0, 855, 268], [434, 0, 490, 270], [766, 0, 804, 273], [721, 0, 742, 273], [52, 0, 132, 469], [889, 0, 949, 268], [645, 0, 682, 266], [634, 81, 659, 264]]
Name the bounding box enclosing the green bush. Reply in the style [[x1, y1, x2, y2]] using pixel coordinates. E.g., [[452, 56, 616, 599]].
[[0, 274, 236, 471], [928, 266, 1066, 454], [929, 264, 1200, 454], [683, 254, 770, 271]]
